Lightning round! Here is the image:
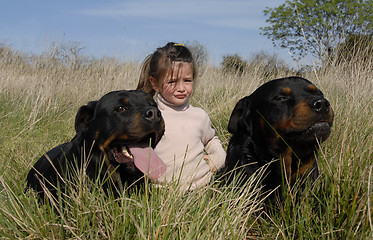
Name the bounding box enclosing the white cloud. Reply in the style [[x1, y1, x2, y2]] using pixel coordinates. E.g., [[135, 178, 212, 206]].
[[205, 18, 265, 30], [78, 0, 279, 30]]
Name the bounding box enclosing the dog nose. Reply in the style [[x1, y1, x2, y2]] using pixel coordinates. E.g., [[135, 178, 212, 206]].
[[310, 98, 330, 113], [143, 108, 161, 121]]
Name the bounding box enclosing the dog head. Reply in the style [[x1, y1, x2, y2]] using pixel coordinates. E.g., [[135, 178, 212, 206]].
[[74, 90, 166, 179], [228, 77, 334, 159]]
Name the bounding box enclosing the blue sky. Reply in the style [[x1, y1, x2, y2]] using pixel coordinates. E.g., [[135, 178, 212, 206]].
[[0, 0, 298, 66]]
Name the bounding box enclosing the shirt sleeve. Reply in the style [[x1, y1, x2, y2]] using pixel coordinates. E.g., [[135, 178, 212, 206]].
[[200, 111, 226, 171]]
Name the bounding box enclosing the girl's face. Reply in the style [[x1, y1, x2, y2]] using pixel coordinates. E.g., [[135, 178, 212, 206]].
[[151, 61, 194, 106]]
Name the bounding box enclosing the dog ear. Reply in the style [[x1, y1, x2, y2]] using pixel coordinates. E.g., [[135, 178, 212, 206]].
[[75, 101, 97, 133], [228, 97, 252, 135]]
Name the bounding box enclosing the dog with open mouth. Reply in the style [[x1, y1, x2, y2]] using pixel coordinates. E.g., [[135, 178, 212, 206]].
[[220, 77, 334, 204], [26, 90, 166, 200]]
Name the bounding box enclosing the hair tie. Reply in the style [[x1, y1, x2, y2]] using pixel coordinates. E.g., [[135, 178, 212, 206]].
[[173, 43, 184, 46]]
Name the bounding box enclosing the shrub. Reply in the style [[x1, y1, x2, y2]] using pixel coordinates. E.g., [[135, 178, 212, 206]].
[[333, 34, 373, 66], [185, 40, 208, 73], [247, 51, 290, 78], [221, 54, 248, 75]]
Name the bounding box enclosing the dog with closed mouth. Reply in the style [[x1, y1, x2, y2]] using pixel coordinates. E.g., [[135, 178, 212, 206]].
[[221, 77, 334, 203], [26, 90, 166, 200]]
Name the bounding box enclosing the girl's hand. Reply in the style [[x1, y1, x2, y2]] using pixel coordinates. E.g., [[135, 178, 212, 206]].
[[204, 155, 217, 172]]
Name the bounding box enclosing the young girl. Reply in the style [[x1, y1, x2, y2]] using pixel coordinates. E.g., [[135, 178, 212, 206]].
[[137, 42, 226, 192]]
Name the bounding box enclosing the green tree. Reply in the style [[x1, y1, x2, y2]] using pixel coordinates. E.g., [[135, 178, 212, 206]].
[[261, 0, 373, 63]]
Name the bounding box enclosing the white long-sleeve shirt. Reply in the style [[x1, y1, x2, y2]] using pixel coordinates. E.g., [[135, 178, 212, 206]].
[[153, 94, 226, 192]]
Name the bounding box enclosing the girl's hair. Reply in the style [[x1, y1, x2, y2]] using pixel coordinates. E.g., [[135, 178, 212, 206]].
[[137, 42, 196, 96]]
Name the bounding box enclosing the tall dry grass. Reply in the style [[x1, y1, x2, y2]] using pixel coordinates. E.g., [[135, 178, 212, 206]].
[[0, 44, 372, 239]]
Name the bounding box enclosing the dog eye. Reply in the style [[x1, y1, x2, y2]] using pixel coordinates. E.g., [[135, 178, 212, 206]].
[[115, 106, 126, 112], [274, 95, 289, 101]]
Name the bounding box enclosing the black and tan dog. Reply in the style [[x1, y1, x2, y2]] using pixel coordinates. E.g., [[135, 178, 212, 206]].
[[222, 77, 334, 203], [26, 90, 166, 200]]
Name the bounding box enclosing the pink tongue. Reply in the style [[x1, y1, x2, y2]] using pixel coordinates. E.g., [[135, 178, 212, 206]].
[[129, 143, 166, 180]]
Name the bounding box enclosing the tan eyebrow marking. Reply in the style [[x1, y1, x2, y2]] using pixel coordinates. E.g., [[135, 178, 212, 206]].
[[282, 87, 292, 95], [122, 97, 129, 105], [307, 84, 317, 92]]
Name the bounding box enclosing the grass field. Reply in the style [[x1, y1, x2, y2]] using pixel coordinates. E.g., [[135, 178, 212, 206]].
[[0, 45, 372, 239]]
